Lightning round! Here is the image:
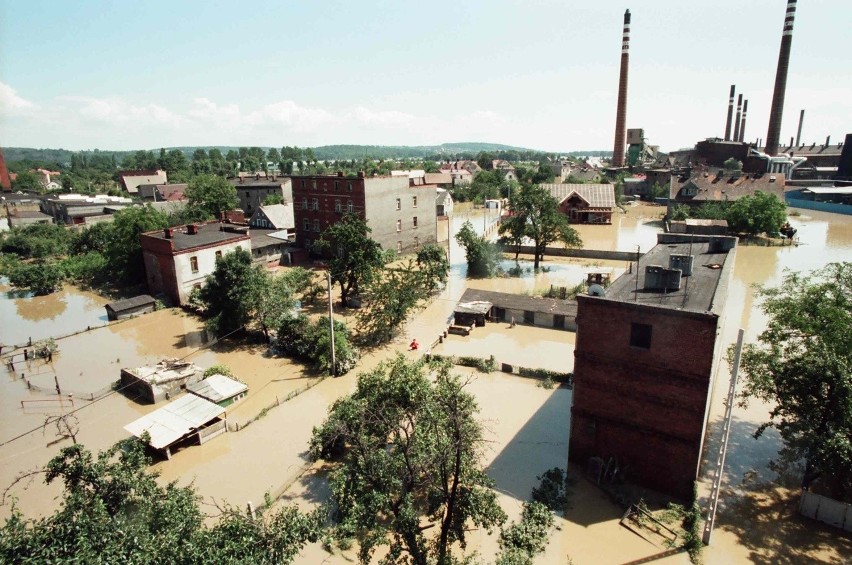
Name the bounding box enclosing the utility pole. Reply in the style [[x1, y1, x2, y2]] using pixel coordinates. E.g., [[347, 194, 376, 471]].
[[326, 271, 336, 377]]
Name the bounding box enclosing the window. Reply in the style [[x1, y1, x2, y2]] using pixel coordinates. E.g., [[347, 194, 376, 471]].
[[630, 323, 652, 349], [304, 238, 311, 250], [347, 182, 352, 192], [335, 199, 342, 213], [303, 218, 310, 231], [245, 191, 250, 198], [334, 181, 339, 191], [396, 198, 401, 211], [313, 219, 320, 232], [190, 256, 199, 273], [301, 180, 306, 189], [414, 236, 420, 248], [215, 250, 222, 260], [412, 195, 417, 208], [396, 219, 402, 232], [302, 197, 308, 210], [312, 180, 317, 190], [397, 241, 402, 253], [347, 201, 354, 213], [193, 283, 202, 291], [413, 216, 418, 228], [312, 198, 319, 211]]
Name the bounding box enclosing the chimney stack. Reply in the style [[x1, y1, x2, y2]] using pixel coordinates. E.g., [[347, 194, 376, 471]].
[[0, 148, 11, 191], [796, 109, 805, 146], [765, 0, 798, 156], [738, 99, 748, 142], [724, 85, 736, 141], [733, 94, 743, 143], [825, 135, 831, 147], [611, 9, 631, 168]]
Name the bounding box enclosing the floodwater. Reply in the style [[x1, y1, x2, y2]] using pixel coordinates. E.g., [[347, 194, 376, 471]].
[[1, 205, 851, 563]]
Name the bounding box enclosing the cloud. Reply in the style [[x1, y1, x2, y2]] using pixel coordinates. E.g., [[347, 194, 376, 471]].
[[61, 96, 184, 126], [0, 82, 36, 113], [349, 107, 416, 128]]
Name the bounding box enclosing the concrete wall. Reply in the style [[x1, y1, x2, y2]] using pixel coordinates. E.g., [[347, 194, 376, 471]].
[[787, 192, 852, 215], [363, 177, 438, 254], [173, 240, 250, 305], [570, 296, 719, 500], [515, 245, 642, 262]]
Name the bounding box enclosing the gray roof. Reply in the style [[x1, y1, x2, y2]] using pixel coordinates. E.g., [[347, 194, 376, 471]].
[[143, 222, 250, 252], [540, 184, 616, 209], [459, 288, 577, 317], [124, 394, 225, 449], [105, 294, 156, 313], [187, 374, 247, 403]]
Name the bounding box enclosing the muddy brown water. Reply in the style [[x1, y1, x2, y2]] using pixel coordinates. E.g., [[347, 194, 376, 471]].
[[1, 205, 850, 563]]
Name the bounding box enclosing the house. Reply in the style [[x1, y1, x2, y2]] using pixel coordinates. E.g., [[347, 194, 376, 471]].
[[569, 234, 736, 500], [229, 173, 292, 215], [456, 288, 578, 331], [249, 203, 295, 234], [440, 160, 481, 175], [490, 160, 517, 181], [138, 183, 188, 202], [541, 183, 616, 224], [40, 194, 134, 226], [186, 374, 247, 407], [668, 170, 786, 213], [124, 393, 228, 459], [119, 170, 168, 194], [7, 210, 52, 228], [140, 221, 251, 306], [424, 172, 453, 188], [105, 295, 157, 321], [550, 160, 572, 182], [120, 359, 204, 404], [291, 171, 438, 255], [436, 188, 454, 217]]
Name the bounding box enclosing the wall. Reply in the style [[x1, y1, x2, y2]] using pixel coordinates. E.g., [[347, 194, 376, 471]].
[[786, 193, 852, 216], [235, 178, 291, 215], [364, 177, 438, 254], [515, 245, 642, 262], [173, 240, 250, 304], [292, 175, 366, 253], [570, 296, 719, 500]]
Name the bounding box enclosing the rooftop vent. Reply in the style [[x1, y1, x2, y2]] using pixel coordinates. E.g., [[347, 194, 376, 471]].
[[669, 254, 694, 276], [644, 265, 682, 292]]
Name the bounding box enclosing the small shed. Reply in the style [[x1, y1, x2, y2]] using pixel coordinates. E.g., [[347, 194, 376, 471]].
[[454, 301, 493, 327], [186, 374, 248, 407], [124, 394, 227, 459], [120, 359, 203, 404], [105, 295, 156, 321]]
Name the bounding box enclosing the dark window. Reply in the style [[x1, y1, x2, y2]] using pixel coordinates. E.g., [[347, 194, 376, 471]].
[[524, 310, 534, 324], [190, 256, 199, 273], [554, 314, 565, 329], [215, 250, 222, 260], [630, 323, 652, 349]]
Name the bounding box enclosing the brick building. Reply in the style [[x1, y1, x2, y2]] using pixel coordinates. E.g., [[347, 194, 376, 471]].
[[569, 234, 736, 500], [291, 172, 437, 255], [541, 183, 615, 224], [141, 221, 250, 306]]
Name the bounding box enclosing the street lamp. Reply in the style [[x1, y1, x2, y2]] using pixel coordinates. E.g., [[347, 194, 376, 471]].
[[326, 271, 336, 377]]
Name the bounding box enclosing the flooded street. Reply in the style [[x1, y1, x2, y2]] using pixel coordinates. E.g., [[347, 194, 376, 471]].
[[1, 204, 851, 563]]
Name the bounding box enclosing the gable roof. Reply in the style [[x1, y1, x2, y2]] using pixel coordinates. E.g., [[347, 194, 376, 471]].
[[671, 171, 786, 202], [540, 184, 616, 209], [254, 203, 294, 229]]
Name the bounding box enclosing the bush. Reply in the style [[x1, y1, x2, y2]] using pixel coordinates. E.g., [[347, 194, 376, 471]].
[[277, 314, 359, 375], [497, 501, 554, 564], [7, 259, 65, 295]]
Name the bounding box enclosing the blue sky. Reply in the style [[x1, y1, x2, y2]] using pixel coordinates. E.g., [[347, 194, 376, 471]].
[[1, 0, 849, 153]]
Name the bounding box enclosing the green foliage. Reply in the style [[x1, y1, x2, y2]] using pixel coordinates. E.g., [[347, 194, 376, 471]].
[[263, 193, 284, 205], [455, 220, 502, 277], [415, 243, 450, 291], [311, 355, 506, 564], [669, 204, 690, 222], [10, 171, 43, 192], [203, 364, 233, 378], [280, 267, 324, 304], [105, 205, 169, 284], [648, 182, 669, 200], [692, 201, 728, 221], [277, 314, 358, 375], [530, 468, 571, 512], [6, 259, 65, 295], [357, 260, 430, 345], [723, 157, 743, 171], [71, 222, 112, 255], [315, 214, 385, 307], [725, 191, 787, 236], [497, 501, 554, 565], [737, 263, 852, 500], [0, 438, 321, 564], [61, 252, 108, 285], [185, 174, 239, 218], [1, 223, 73, 258]]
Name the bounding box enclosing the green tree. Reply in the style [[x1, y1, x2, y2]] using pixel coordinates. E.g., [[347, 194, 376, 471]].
[[263, 193, 284, 205], [197, 247, 266, 336], [725, 191, 787, 237], [723, 157, 743, 171], [0, 438, 321, 564], [104, 205, 169, 284], [738, 263, 852, 500], [455, 220, 501, 277], [1, 223, 73, 258], [416, 243, 450, 291], [357, 260, 428, 345], [10, 171, 42, 192], [7, 259, 65, 295], [277, 314, 359, 375], [255, 273, 296, 341], [315, 214, 385, 307], [311, 355, 507, 564], [185, 174, 239, 218]]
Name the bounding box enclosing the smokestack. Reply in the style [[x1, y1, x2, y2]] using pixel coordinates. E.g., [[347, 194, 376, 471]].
[[724, 85, 736, 141], [738, 100, 748, 142], [825, 135, 831, 147], [611, 9, 631, 168], [733, 94, 743, 143], [796, 109, 804, 146], [765, 0, 798, 156]]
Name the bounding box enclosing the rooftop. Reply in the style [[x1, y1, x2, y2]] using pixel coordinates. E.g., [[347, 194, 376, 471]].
[[124, 394, 225, 449], [142, 221, 250, 252], [603, 237, 735, 313], [540, 183, 616, 209], [459, 288, 577, 317], [187, 374, 247, 403]]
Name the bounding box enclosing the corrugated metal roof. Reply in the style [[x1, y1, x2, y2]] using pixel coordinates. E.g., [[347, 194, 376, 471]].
[[540, 184, 616, 209], [124, 395, 225, 449], [186, 375, 247, 403]]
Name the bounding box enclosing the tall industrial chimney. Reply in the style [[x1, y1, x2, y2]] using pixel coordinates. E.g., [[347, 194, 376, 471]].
[[611, 9, 631, 168], [724, 85, 736, 141], [0, 148, 11, 191], [796, 109, 805, 146], [733, 94, 743, 143], [739, 100, 748, 142], [765, 0, 798, 156]]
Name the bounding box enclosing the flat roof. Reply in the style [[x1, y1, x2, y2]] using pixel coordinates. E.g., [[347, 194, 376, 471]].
[[804, 187, 852, 195], [186, 374, 247, 403], [143, 222, 249, 252], [105, 294, 155, 312], [603, 239, 733, 313], [459, 288, 577, 317], [124, 394, 225, 449]]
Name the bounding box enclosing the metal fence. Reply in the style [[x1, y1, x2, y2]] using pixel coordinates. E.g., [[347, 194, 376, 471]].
[[799, 490, 852, 532]]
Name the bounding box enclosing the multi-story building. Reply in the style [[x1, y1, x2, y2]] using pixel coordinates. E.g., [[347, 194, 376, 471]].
[[229, 174, 292, 216], [291, 172, 438, 255], [140, 221, 251, 306], [569, 234, 736, 500]]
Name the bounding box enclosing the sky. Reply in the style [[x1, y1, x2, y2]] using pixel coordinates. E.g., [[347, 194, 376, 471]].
[[1, 0, 850, 154]]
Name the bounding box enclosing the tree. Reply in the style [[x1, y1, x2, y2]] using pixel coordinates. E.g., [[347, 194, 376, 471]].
[[311, 355, 507, 564], [185, 174, 239, 219], [725, 191, 787, 237], [357, 261, 428, 345], [197, 247, 266, 336], [723, 157, 743, 171], [263, 193, 284, 206], [455, 220, 502, 277], [254, 273, 296, 341], [315, 214, 385, 307], [500, 185, 582, 269], [10, 171, 42, 192], [277, 314, 359, 375], [416, 243, 450, 292], [7, 259, 65, 295], [0, 437, 321, 563], [738, 263, 852, 500], [1, 223, 73, 258], [104, 205, 169, 284]]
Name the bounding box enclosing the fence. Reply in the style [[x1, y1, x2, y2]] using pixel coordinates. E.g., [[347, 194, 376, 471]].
[[799, 490, 852, 532], [512, 245, 642, 262], [786, 194, 852, 216]]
